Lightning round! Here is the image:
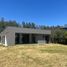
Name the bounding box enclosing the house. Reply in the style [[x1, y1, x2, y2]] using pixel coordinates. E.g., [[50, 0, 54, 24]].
[[0, 27, 51, 46]]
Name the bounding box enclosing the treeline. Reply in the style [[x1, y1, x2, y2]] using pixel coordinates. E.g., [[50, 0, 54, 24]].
[[0, 18, 20, 32], [0, 17, 67, 44]]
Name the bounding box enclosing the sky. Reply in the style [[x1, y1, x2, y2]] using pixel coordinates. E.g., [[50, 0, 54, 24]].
[[0, 0, 67, 26]]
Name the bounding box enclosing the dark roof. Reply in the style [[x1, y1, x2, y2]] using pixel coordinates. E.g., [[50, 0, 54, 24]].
[[0, 26, 51, 35]]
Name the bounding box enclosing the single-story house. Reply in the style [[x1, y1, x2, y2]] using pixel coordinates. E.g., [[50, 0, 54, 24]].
[[0, 27, 51, 46]]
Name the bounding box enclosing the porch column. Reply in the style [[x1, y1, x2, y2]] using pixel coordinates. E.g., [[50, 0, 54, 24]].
[[29, 34, 32, 43], [5, 35, 7, 46]]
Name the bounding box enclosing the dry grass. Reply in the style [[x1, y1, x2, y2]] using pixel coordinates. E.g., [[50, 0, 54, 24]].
[[0, 44, 67, 67]]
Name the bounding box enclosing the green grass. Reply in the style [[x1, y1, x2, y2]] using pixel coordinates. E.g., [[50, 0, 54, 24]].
[[0, 44, 67, 67]]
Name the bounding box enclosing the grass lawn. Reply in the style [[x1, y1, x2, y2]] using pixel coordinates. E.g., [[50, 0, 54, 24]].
[[0, 43, 67, 67]]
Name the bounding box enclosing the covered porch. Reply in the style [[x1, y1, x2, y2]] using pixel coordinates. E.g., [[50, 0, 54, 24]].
[[15, 33, 50, 44]]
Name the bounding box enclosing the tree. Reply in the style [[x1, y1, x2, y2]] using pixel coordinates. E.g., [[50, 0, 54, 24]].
[[0, 17, 20, 32], [31, 22, 36, 28], [22, 22, 36, 28], [63, 31, 67, 44], [51, 27, 67, 44], [22, 21, 26, 27]]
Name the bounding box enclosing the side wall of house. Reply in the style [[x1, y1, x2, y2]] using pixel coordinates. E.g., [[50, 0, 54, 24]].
[[6, 32, 15, 46]]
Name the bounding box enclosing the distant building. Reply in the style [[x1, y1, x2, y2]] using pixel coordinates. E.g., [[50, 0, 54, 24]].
[[0, 27, 51, 46], [60, 27, 67, 30]]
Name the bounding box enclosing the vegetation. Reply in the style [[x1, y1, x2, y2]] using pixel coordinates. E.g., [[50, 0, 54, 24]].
[[0, 17, 67, 44], [51, 28, 67, 44], [22, 21, 36, 28], [0, 17, 19, 32], [0, 44, 67, 67]]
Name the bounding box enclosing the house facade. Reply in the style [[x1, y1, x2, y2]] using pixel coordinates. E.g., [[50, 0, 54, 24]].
[[0, 27, 51, 46]]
